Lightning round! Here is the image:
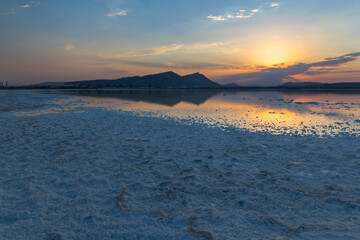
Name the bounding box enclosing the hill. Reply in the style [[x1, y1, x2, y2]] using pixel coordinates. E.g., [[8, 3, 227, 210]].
[[57, 71, 219, 89]]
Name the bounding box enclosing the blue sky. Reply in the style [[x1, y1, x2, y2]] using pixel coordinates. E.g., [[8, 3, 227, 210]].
[[1, 0, 360, 85]]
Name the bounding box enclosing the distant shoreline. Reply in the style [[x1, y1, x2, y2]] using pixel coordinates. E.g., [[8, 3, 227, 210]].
[[2, 86, 360, 93]]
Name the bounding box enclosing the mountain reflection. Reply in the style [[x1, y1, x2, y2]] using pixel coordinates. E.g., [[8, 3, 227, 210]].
[[59, 89, 221, 107]]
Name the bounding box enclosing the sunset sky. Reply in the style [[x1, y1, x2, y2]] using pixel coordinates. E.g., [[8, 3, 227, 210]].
[[1, 0, 360, 85]]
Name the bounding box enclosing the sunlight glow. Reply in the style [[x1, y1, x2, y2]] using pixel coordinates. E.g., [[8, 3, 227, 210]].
[[257, 45, 290, 66]]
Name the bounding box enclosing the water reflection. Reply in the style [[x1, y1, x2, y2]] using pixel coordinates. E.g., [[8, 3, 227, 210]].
[[63, 89, 220, 106], [52, 89, 360, 136]]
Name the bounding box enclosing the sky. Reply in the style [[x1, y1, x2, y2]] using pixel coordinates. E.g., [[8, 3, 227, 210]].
[[1, 0, 360, 86]]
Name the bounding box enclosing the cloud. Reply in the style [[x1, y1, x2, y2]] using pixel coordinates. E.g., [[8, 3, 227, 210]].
[[312, 52, 360, 67], [104, 42, 229, 58], [162, 61, 242, 70], [184, 42, 229, 52], [270, 3, 280, 7], [101, 57, 242, 70], [207, 15, 226, 21], [62, 44, 75, 50], [1, 1, 39, 15], [19, 1, 40, 9], [101, 68, 128, 75], [226, 12, 255, 19], [208, 6, 267, 21], [107, 10, 128, 17], [95, 42, 235, 70], [0, 8, 15, 15], [209, 10, 256, 21], [107, 44, 184, 58], [220, 52, 360, 86]]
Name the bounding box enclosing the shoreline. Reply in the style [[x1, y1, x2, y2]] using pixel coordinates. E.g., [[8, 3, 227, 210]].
[[2, 86, 360, 93]]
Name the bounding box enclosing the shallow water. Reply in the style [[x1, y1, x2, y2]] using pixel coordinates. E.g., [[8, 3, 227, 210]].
[[1, 89, 360, 239], [48, 89, 360, 137]]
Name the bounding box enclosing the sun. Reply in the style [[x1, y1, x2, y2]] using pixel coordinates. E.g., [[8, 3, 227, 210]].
[[257, 45, 290, 66]]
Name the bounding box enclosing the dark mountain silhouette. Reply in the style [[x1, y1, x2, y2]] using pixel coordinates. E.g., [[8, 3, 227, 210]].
[[182, 72, 220, 88], [280, 82, 323, 88], [279, 82, 360, 89], [35, 71, 360, 90], [59, 71, 219, 89], [219, 81, 360, 89], [308, 82, 360, 89], [222, 83, 240, 88]]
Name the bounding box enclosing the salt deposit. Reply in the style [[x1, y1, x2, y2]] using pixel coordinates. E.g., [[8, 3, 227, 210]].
[[0, 90, 359, 239]]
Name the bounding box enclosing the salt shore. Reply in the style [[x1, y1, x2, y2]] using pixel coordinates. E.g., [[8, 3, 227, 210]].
[[1, 91, 360, 239]]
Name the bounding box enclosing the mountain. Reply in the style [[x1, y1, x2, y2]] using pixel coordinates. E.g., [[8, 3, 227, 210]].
[[219, 81, 360, 89], [36, 82, 65, 86], [280, 82, 323, 88], [37, 73, 360, 90], [59, 71, 220, 89], [310, 82, 360, 89], [181, 72, 220, 88], [281, 82, 360, 89], [222, 83, 240, 88]]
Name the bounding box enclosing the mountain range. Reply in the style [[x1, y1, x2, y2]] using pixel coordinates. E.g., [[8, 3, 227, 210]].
[[60, 71, 220, 89], [35, 71, 360, 89]]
